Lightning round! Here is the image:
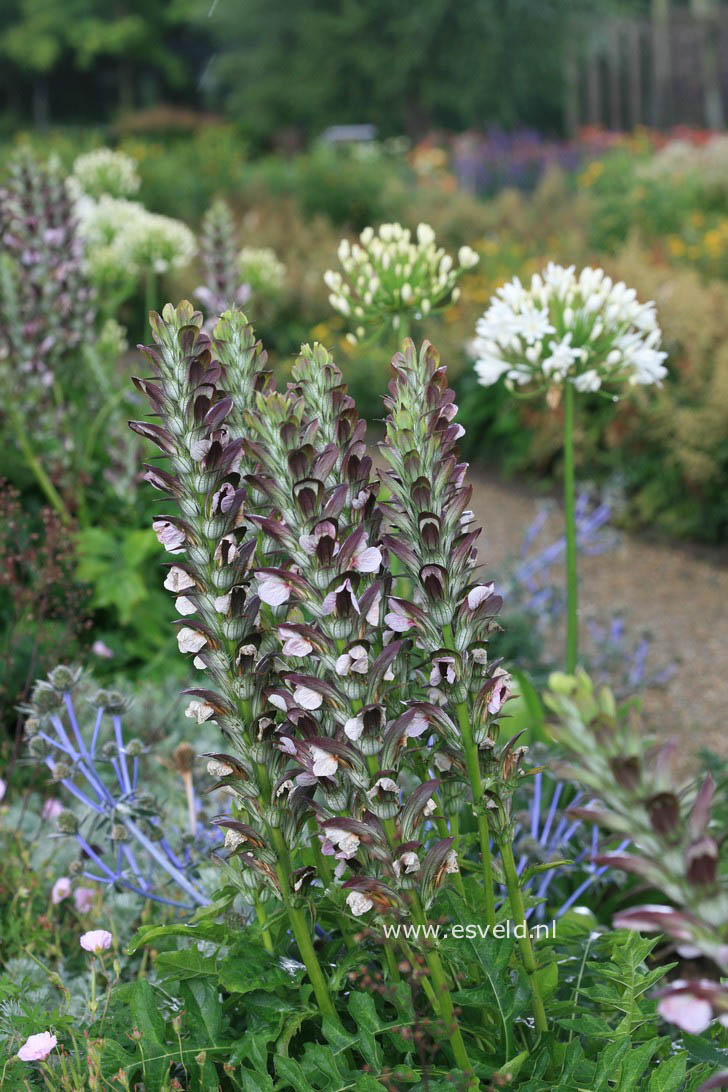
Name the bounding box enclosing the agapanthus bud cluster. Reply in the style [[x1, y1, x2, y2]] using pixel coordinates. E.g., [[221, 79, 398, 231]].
[[0, 151, 96, 391], [195, 198, 250, 319], [24, 666, 212, 909], [71, 148, 141, 199], [546, 669, 728, 1034], [472, 263, 667, 394], [131, 304, 520, 923], [324, 222, 479, 342]]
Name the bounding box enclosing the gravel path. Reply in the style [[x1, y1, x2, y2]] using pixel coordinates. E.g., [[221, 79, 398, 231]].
[[466, 470, 728, 758]]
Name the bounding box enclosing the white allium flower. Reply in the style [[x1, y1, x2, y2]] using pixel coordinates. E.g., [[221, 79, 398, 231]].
[[238, 246, 285, 296], [72, 148, 140, 199], [472, 263, 667, 395], [324, 221, 479, 340], [346, 890, 374, 916], [77, 196, 196, 277]]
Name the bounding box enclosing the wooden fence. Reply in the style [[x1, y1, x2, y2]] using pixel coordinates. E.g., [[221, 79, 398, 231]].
[[567, 11, 728, 132]]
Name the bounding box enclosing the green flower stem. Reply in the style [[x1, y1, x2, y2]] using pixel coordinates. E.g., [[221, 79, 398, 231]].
[[498, 838, 548, 1034], [8, 405, 70, 523], [563, 381, 578, 673], [255, 897, 274, 954], [442, 624, 496, 929], [144, 269, 157, 319], [410, 892, 479, 1088]]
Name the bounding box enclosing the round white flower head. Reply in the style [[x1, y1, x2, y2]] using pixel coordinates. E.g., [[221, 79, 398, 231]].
[[72, 148, 140, 199], [324, 221, 479, 341], [472, 263, 667, 397], [238, 246, 286, 296], [80, 928, 112, 953]]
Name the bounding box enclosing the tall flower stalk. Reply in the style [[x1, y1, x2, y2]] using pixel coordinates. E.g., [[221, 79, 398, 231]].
[[473, 263, 667, 672], [130, 300, 555, 1072]]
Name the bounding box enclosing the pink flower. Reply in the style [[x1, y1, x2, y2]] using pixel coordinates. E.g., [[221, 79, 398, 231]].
[[42, 798, 63, 821], [17, 1031, 57, 1062], [91, 640, 114, 659], [487, 668, 512, 715], [80, 929, 112, 953], [73, 887, 95, 913], [278, 626, 313, 657], [467, 582, 495, 610], [256, 572, 294, 606], [658, 993, 713, 1035], [51, 877, 71, 905], [351, 535, 382, 574], [152, 519, 186, 553], [384, 599, 415, 632], [320, 578, 360, 617], [0, 777, 5, 801]]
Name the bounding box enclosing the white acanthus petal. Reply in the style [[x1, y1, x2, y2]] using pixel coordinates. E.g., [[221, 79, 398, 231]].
[[177, 627, 207, 654], [346, 890, 374, 916], [175, 596, 197, 616], [467, 583, 495, 610], [185, 699, 215, 723], [344, 714, 364, 740], [310, 745, 338, 778], [256, 573, 292, 606], [294, 685, 323, 710], [164, 566, 195, 592]]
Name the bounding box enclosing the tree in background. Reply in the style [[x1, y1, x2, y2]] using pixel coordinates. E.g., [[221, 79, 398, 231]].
[[197, 0, 602, 143]]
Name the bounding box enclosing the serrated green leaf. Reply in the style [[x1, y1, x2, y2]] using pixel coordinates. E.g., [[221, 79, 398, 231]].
[[126, 920, 226, 954], [274, 1055, 316, 1091], [594, 1038, 630, 1089], [321, 1015, 357, 1055], [647, 1052, 688, 1092], [618, 1039, 661, 1090], [178, 979, 222, 1043], [155, 947, 218, 980], [347, 993, 384, 1072]]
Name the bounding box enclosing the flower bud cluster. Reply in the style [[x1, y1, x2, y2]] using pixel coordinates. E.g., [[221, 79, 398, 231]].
[[195, 198, 250, 320], [0, 151, 96, 392], [132, 303, 536, 930], [546, 669, 728, 1033], [238, 246, 286, 298], [472, 263, 667, 394], [24, 666, 211, 909], [324, 222, 478, 342]]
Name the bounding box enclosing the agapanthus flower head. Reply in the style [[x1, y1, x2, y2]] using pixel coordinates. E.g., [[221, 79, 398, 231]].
[[324, 222, 479, 342], [17, 1031, 58, 1062], [472, 263, 667, 396], [237, 246, 286, 297], [71, 148, 140, 199]]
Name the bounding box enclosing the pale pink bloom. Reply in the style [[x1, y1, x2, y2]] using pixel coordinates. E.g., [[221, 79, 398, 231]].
[[343, 714, 364, 741], [393, 851, 420, 877], [293, 685, 323, 710], [51, 877, 71, 905], [326, 828, 361, 858], [384, 600, 415, 632], [351, 489, 370, 511], [351, 536, 382, 573], [73, 887, 95, 913], [163, 566, 196, 592], [310, 745, 338, 778], [320, 578, 360, 616], [467, 583, 495, 610], [91, 640, 114, 659], [279, 736, 297, 756], [177, 627, 207, 654], [0, 778, 5, 802], [335, 645, 369, 676], [42, 798, 63, 821], [658, 993, 713, 1035], [17, 1031, 57, 1062], [214, 593, 231, 614], [406, 711, 429, 738], [256, 573, 293, 606], [365, 588, 381, 626], [80, 929, 112, 953], [488, 668, 512, 715], [185, 699, 215, 723], [430, 657, 456, 687], [153, 519, 186, 553], [175, 595, 197, 616], [347, 890, 374, 916], [299, 521, 338, 555], [279, 626, 313, 657]]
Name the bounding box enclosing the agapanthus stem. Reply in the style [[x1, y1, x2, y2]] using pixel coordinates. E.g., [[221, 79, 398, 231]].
[[498, 838, 548, 1034], [563, 381, 579, 673], [443, 625, 496, 929]]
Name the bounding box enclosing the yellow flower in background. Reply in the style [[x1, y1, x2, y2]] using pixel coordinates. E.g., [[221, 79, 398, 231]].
[[578, 160, 604, 188], [667, 236, 686, 258]]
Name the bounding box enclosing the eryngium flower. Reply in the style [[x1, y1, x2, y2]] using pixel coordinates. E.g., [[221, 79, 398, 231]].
[[71, 148, 140, 199], [472, 263, 667, 393], [324, 222, 478, 342]]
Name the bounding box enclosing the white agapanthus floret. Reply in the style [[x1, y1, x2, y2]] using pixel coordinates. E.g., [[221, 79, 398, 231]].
[[238, 246, 286, 296], [324, 221, 479, 340], [72, 148, 141, 199], [472, 263, 667, 396]]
